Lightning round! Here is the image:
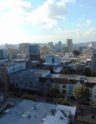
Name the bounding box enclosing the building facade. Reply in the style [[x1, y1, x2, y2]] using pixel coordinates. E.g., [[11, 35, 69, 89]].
[[0, 49, 8, 59], [66, 39, 73, 52], [0, 62, 26, 91], [18, 43, 40, 61], [40, 74, 86, 97], [9, 69, 50, 92], [91, 49, 96, 74], [45, 54, 62, 65]]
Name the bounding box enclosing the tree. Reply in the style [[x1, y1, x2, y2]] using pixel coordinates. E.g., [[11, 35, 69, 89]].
[[84, 67, 91, 76], [60, 98, 70, 105], [73, 85, 90, 104], [47, 88, 60, 97], [22, 94, 37, 101], [73, 50, 80, 56], [54, 98, 70, 105]]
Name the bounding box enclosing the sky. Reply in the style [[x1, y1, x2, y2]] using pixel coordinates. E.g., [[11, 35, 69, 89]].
[[0, 0, 96, 44]]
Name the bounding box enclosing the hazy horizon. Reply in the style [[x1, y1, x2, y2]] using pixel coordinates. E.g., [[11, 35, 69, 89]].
[[0, 0, 96, 44], [0, 41, 95, 46]]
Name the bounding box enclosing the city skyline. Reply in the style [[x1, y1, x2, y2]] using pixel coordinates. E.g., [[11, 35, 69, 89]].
[[0, 0, 96, 44]]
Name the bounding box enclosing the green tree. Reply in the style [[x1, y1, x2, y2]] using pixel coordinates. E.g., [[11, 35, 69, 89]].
[[84, 67, 91, 76], [54, 98, 70, 105], [73, 85, 90, 104], [47, 88, 60, 97], [73, 50, 80, 56], [61, 98, 70, 105]]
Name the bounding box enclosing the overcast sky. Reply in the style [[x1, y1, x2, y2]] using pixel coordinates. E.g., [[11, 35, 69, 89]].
[[0, 0, 96, 44]]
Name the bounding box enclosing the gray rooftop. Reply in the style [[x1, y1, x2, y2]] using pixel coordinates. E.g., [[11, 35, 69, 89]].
[[0, 100, 76, 124]]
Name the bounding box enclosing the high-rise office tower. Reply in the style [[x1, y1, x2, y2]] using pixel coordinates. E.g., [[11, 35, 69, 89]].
[[29, 44, 40, 61], [66, 39, 73, 52]]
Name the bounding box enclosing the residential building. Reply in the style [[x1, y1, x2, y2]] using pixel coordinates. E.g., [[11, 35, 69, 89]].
[[41, 73, 96, 102], [40, 74, 87, 97]]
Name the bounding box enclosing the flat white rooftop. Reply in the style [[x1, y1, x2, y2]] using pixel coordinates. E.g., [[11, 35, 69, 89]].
[[0, 100, 76, 124]]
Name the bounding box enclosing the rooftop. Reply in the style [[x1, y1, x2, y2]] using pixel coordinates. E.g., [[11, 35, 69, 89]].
[[42, 74, 96, 84], [87, 77, 96, 84], [49, 74, 86, 81], [0, 100, 76, 124]]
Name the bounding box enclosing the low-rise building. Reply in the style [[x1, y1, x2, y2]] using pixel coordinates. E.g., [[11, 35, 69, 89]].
[[40, 74, 86, 97], [41, 74, 96, 103], [0, 62, 26, 91], [45, 54, 62, 65], [0, 100, 77, 124], [9, 69, 50, 92]]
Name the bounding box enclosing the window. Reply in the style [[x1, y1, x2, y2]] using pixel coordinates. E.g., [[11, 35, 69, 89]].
[[63, 85, 66, 89], [54, 84, 59, 89], [62, 89, 66, 94]]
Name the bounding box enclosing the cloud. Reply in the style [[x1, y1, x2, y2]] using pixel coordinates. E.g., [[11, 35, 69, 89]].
[[0, 0, 76, 43], [79, 4, 84, 8], [77, 19, 93, 28], [0, 0, 32, 43], [0, 0, 31, 16], [86, 19, 92, 25], [0, 0, 76, 44], [0, 0, 75, 30], [0, 0, 95, 44], [53, 27, 96, 43], [27, 0, 76, 29]]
